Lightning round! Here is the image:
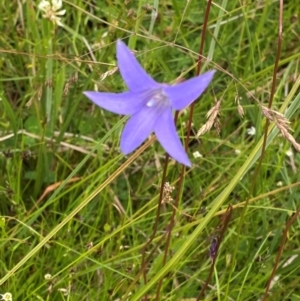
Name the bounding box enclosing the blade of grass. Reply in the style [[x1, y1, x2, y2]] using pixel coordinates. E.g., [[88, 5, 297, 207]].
[[128, 75, 300, 301]]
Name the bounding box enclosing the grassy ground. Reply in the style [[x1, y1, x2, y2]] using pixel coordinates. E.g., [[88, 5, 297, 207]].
[[1, 0, 300, 300]]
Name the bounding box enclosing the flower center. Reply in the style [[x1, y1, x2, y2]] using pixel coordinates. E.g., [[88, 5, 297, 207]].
[[146, 90, 169, 108]]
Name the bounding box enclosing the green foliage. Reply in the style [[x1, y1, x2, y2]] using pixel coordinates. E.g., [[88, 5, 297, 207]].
[[0, 0, 300, 300]]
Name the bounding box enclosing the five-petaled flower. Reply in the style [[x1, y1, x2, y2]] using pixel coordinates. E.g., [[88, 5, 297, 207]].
[[84, 40, 215, 166]]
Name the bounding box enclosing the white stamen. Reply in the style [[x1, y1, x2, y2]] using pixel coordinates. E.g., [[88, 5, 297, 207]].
[[146, 98, 156, 107], [146, 90, 169, 108]]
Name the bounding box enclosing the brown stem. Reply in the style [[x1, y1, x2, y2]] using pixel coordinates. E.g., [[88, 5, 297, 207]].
[[155, 1, 214, 300], [224, 1, 284, 298], [196, 205, 233, 300], [123, 231, 168, 300], [261, 206, 300, 301], [259, 0, 283, 165], [141, 151, 170, 289]]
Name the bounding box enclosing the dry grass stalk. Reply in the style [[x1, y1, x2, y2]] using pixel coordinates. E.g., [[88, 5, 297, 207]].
[[26, 85, 43, 107], [235, 94, 244, 117], [214, 117, 221, 136], [197, 100, 221, 137], [0, 129, 97, 156], [261, 105, 300, 152], [100, 66, 118, 81], [45, 79, 53, 87], [63, 72, 79, 96]]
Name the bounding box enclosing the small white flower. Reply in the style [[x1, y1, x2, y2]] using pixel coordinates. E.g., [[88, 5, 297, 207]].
[[285, 148, 293, 157], [44, 273, 52, 280], [193, 151, 202, 158], [235, 149, 241, 155], [38, 0, 66, 26], [0, 292, 12, 301], [58, 288, 68, 296], [277, 181, 283, 187], [246, 126, 256, 136]]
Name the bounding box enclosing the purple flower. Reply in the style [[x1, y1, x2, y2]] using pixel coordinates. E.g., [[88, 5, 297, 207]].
[[209, 237, 218, 262], [84, 40, 215, 166]]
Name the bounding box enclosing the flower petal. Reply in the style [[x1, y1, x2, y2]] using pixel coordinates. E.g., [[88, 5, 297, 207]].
[[164, 70, 216, 110], [84, 91, 145, 115], [155, 109, 191, 167], [38, 0, 50, 10], [117, 40, 158, 92], [55, 9, 66, 16], [120, 106, 161, 154], [52, 0, 62, 10]]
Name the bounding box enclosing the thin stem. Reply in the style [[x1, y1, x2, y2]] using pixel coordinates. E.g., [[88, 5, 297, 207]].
[[225, 1, 283, 298], [123, 232, 168, 300], [141, 152, 170, 287], [261, 206, 300, 301], [155, 1, 213, 299], [196, 205, 233, 300]]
